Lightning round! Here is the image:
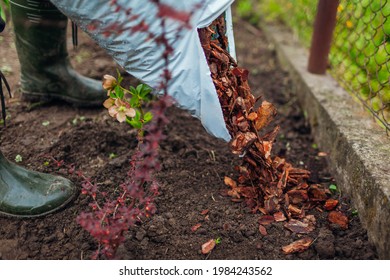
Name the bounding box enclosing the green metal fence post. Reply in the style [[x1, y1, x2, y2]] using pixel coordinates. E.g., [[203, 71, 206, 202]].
[[308, 0, 339, 74]]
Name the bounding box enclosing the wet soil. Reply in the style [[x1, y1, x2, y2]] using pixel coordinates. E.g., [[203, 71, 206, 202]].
[[0, 16, 377, 259]]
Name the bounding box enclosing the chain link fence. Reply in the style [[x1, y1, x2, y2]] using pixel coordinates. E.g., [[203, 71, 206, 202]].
[[331, 0, 389, 132], [241, 0, 390, 133]]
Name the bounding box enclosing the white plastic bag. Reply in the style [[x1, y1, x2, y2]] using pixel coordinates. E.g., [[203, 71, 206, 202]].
[[50, 0, 235, 141]]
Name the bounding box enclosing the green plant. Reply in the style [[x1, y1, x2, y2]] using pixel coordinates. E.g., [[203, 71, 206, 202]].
[[0, 0, 10, 22], [76, 0, 185, 259], [108, 153, 117, 159], [329, 184, 338, 193], [236, 0, 261, 24], [71, 116, 85, 126], [102, 72, 154, 141], [15, 154, 22, 163], [236, 0, 253, 18]]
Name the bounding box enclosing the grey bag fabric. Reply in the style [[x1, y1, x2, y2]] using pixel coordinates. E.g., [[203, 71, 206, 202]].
[[50, 0, 235, 141]]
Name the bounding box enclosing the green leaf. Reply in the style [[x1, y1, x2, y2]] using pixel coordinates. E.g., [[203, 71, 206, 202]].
[[115, 85, 124, 99], [139, 84, 152, 98], [0, 0, 9, 21], [116, 69, 123, 85], [329, 184, 338, 192], [136, 84, 143, 93], [15, 154, 22, 163], [127, 118, 143, 129], [1, 7, 6, 22], [126, 110, 142, 129], [133, 109, 141, 121], [129, 85, 137, 95], [130, 95, 140, 108], [143, 112, 153, 123]]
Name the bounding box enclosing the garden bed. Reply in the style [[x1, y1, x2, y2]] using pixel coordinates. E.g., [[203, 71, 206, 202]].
[[0, 18, 377, 260]]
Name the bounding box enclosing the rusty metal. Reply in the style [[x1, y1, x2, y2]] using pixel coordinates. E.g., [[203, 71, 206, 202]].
[[308, 0, 339, 74]]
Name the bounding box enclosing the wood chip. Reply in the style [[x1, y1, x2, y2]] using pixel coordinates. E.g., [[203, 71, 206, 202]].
[[284, 219, 315, 234], [201, 239, 216, 255], [191, 223, 202, 232], [282, 237, 313, 254], [259, 215, 275, 225], [273, 211, 287, 222], [328, 211, 348, 229], [259, 224, 268, 236], [324, 199, 339, 211]]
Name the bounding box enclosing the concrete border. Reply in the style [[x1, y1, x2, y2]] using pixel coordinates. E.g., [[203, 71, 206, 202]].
[[261, 24, 390, 259]]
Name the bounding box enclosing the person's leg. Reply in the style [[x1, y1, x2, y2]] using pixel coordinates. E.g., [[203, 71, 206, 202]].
[[0, 1, 89, 218], [9, 0, 105, 106]]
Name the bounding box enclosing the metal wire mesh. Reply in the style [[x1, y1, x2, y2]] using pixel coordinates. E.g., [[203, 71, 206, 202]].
[[258, 0, 390, 133], [330, 0, 390, 132]]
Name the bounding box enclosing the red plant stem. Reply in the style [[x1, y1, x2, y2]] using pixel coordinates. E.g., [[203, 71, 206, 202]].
[[75, 0, 185, 259]]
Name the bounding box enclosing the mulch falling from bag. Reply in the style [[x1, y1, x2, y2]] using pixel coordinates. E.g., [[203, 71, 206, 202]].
[[198, 16, 333, 246]]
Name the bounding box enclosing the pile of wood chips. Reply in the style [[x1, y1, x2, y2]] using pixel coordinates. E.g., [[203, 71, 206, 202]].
[[198, 17, 346, 252]]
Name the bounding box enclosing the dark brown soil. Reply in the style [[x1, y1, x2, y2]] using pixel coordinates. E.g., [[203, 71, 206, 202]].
[[0, 15, 377, 260]]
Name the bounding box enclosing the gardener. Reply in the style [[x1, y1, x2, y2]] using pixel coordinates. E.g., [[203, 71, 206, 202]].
[[0, 0, 106, 217]]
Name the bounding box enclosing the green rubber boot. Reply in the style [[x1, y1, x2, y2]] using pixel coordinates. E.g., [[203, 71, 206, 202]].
[[9, 0, 105, 106], [0, 151, 77, 217]]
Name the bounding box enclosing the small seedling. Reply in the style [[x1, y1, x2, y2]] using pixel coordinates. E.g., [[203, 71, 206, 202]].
[[109, 153, 117, 159], [75, 50, 91, 64], [0, 114, 11, 125], [215, 237, 222, 245], [42, 121, 50, 126], [352, 209, 358, 216], [311, 143, 318, 149], [15, 154, 22, 163], [0, 65, 12, 75], [72, 116, 86, 125], [329, 184, 338, 193], [43, 161, 50, 166]]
